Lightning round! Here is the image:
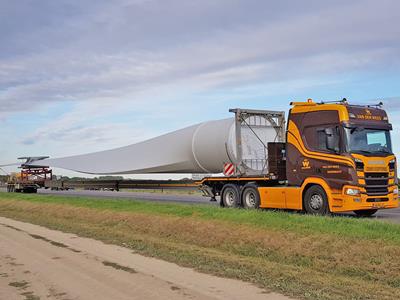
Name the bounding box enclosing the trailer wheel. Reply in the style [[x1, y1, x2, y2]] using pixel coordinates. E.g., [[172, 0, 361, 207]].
[[303, 185, 329, 215], [242, 184, 260, 209], [23, 187, 34, 193], [221, 184, 240, 208], [354, 209, 378, 217]]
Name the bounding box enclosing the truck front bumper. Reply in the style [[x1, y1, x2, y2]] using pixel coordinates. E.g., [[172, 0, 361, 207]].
[[330, 187, 399, 213]]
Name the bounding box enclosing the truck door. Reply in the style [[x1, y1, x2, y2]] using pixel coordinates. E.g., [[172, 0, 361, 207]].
[[287, 110, 340, 186]]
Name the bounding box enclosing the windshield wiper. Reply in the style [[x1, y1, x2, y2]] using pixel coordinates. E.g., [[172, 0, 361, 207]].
[[351, 150, 372, 155], [375, 149, 392, 154]]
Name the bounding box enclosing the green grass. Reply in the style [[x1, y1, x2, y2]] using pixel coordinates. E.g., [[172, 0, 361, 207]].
[[1, 192, 400, 300], [2, 192, 400, 245]]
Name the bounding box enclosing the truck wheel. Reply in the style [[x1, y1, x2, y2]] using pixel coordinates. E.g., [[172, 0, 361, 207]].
[[242, 184, 260, 209], [303, 185, 329, 215], [221, 184, 240, 208], [354, 209, 378, 217]]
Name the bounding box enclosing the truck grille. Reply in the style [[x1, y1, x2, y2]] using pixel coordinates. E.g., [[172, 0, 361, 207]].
[[364, 172, 389, 196], [366, 198, 389, 203]]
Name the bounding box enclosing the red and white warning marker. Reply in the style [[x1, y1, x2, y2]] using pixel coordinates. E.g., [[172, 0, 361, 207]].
[[223, 163, 235, 176]]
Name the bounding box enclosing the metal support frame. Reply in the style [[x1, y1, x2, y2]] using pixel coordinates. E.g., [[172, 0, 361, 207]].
[[229, 108, 286, 176], [20, 167, 52, 184], [232, 108, 244, 174]]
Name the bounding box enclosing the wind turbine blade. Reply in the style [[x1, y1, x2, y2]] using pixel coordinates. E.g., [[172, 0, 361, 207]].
[[27, 115, 281, 175], [0, 162, 20, 167]]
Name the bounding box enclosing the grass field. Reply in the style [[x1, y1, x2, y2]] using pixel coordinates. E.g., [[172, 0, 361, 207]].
[[1, 192, 400, 300]]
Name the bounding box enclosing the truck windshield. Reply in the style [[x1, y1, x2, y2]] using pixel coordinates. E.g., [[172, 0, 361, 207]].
[[344, 127, 393, 155]]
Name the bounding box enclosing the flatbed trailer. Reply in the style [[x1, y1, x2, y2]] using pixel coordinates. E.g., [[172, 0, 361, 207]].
[[44, 179, 199, 192]]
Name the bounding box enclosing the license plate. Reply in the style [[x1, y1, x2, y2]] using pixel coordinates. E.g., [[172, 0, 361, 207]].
[[372, 203, 385, 208]]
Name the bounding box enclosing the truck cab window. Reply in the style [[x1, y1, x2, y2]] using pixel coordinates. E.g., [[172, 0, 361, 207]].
[[345, 127, 392, 154], [317, 127, 339, 153], [303, 126, 339, 153], [317, 130, 328, 150]]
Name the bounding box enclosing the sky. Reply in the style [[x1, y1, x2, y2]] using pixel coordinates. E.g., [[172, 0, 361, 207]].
[[0, 0, 400, 178]]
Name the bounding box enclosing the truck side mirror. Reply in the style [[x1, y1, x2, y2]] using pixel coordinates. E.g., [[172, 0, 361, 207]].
[[325, 128, 338, 152]]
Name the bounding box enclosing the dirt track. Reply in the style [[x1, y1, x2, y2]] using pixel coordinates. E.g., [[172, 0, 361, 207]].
[[0, 216, 290, 300]]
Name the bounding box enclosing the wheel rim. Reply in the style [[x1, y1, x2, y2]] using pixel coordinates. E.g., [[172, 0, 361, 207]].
[[245, 191, 256, 208], [224, 189, 236, 206], [310, 194, 323, 210]]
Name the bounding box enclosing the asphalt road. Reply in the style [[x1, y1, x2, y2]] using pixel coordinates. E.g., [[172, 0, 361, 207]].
[[2, 188, 400, 222]]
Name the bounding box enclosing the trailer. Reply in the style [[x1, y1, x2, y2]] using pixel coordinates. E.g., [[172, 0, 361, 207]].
[[44, 178, 198, 192]]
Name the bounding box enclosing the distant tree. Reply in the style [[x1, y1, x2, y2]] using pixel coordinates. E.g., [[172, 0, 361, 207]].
[[97, 176, 124, 180], [70, 177, 87, 181], [54, 176, 124, 181]]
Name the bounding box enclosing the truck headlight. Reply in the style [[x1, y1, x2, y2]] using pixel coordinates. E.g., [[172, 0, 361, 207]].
[[345, 188, 361, 196], [393, 187, 399, 195], [354, 158, 364, 170], [389, 159, 396, 170]]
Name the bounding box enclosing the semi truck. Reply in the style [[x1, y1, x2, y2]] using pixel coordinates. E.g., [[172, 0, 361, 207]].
[[19, 99, 399, 216], [199, 99, 398, 216]]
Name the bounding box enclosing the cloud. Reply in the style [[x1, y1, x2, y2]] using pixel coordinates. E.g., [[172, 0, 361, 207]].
[[1, 0, 399, 116], [1, 0, 400, 166]]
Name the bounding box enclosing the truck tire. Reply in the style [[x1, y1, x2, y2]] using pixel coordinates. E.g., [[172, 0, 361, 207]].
[[23, 187, 37, 194], [221, 184, 241, 208], [242, 184, 260, 209], [303, 185, 330, 215], [354, 209, 378, 217]]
